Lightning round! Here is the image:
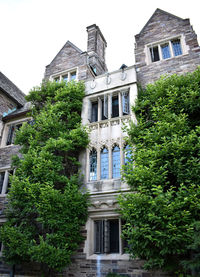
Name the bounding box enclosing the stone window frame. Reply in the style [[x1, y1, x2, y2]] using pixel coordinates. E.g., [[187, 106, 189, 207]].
[[1, 118, 31, 148], [0, 168, 14, 196], [85, 212, 129, 260], [88, 143, 128, 182], [145, 34, 188, 65], [88, 89, 130, 123], [50, 67, 78, 83]]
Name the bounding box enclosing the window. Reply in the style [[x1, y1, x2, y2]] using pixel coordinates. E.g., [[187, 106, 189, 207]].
[[0, 172, 5, 194], [150, 46, 159, 62], [91, 102, 98, 122], [89, 91, 130, 122], [102, 95, 108, 120], [100, 147, 109, 179], [89, 149, 97, 181], [53, 70, 77, 83], [149, 38, 183, 63], [122, 92, 129, 115], [94, 219, 119, 254], [112, 146, 120, 178], [6, 123, 22, 145], [161, 44, 171, 59], [111, 96, 119, 118], [172, 39, 182, 56], [0, 170, 13, 195]]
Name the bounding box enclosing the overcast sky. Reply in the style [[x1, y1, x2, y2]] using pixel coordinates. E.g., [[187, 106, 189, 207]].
[[0, 0, 200, 94]]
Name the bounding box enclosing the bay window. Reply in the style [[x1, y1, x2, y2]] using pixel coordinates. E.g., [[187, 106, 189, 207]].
[[88, 90, 130, 122]]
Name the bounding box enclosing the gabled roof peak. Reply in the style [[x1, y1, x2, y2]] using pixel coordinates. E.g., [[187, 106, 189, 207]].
[[137, 8, 185, 36], [47, 40, 83, 67]]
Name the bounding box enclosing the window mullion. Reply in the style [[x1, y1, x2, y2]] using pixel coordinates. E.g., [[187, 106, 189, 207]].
[[118, 92, 122, 117], [109, 147, 112, 179], [97, 149, 100, 180], [158, 44, 162, 61], [108, 94, 112, 119], [104, 219, 110, 253], [169, 41, 174, 57], [98, 97, 102, 122]]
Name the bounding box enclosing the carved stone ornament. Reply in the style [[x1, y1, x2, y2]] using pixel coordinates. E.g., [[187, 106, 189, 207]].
[[90, 80, 96, 89], [105, 74, 111, 85], [121, 72, 127, 81]]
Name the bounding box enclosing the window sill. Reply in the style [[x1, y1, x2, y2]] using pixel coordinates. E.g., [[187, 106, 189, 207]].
[[89, 114, 131, 125], [87, 253, 130, 260], [148, 52, 188, 65]]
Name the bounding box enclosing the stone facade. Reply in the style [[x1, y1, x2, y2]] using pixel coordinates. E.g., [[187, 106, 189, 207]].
[[44, 24, 107, 82], [0, 8, 200, 277], [135, 8, 200, 87]]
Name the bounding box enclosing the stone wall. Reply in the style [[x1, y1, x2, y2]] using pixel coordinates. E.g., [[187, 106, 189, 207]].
[[44, 42, 93, 81], [135, 9, 200, 87], [0, 91, 17, 140]]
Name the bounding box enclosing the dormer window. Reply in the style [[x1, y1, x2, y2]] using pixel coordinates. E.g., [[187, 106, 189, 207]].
[[149, 38, 183, 63]]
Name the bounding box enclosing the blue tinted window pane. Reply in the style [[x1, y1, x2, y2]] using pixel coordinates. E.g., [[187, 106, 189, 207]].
[[161, 44, 171, 59], [112, 146, 120, 178], [172, 40, 182, 56], [90, 149, 97, 181], [101, 148, 109, 179], [63, 75, 68, 84], [71, 72, 76, 81]]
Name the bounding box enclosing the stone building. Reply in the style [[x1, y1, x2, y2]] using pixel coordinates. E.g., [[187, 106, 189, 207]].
[[0, 8, 200, 277], [135, 8, 200, 86]]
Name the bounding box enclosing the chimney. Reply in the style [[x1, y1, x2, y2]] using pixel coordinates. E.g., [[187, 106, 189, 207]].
[[87, 24, 108, 75]]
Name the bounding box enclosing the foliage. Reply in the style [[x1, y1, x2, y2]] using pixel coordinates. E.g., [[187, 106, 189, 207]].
[[0, 81, 89, 275], [119, 68, 200, 276]]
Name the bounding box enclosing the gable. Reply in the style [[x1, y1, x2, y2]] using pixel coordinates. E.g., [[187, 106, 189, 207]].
[[137, 9, 185, 37], [47, 41, 83, 67], [0, 72, 25, 107]]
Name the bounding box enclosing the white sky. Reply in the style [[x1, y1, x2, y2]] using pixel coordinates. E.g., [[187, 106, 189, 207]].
[[0, 0, 200, 94]]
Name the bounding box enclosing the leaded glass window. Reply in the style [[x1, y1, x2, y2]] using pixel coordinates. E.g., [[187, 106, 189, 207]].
[[161, 44, 171, 59], [70, 71, 76, 81], [112, 96, 119, 118], [122, 92, 129, 115], [101, 147, 109, 179], [112, 146, 120, 178], [91, 102, 98, 122], [90, 149, 97, 181], [63, 75, 68, 84], [6, 123, 22, 145], [172, 39, 182, 56]]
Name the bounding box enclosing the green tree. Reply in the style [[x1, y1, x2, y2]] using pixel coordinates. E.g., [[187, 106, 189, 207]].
[[119, 68, 200, 276], [0, 81, 89, 276]]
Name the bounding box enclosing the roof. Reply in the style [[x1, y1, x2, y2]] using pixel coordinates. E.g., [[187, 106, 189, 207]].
[[3, 102, 31, 121], [0, 72, 26, 107], [137, 8, 185, 36]]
